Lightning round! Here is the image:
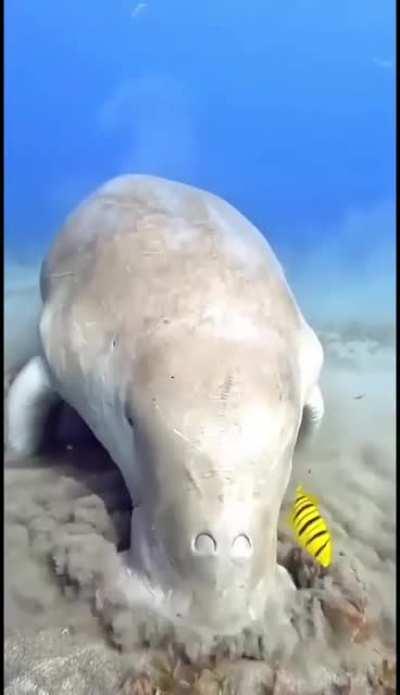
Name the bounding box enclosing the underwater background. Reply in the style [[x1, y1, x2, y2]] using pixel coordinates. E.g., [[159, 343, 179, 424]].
[[5, 2, 396, 693]]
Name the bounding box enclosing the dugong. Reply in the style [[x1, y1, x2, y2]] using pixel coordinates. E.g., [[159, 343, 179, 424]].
[[7, 175, 324, 633]]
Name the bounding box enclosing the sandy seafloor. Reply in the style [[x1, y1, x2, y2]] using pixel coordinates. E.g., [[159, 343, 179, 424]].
[[4, 319, 396, 694]]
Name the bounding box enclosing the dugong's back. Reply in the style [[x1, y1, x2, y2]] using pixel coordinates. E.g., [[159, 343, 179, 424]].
[[41, 175, 304, 350]]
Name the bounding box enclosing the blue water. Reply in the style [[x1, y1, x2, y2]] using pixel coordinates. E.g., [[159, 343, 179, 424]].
[[5, 0, 395, 321]]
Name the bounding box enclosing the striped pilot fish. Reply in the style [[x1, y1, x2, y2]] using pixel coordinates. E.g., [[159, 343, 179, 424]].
[[289, 485, 333, 568]]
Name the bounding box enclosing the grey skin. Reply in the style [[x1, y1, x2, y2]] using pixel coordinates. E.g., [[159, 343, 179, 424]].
[[7, 175, 324, 633]]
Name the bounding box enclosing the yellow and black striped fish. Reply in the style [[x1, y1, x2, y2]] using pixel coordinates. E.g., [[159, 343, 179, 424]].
[[289, 485, 333, 568]]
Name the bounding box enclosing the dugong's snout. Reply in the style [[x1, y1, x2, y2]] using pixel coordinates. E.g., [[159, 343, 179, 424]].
[[127, 375, 296, 628], [147, 496, 278, 629], [185, 526, 256, 588]]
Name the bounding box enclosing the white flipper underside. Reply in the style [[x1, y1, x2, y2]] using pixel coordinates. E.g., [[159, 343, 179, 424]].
[[305, 383, 324, 427], [6, 355, 60, 457], [300, 383, 324, 444]]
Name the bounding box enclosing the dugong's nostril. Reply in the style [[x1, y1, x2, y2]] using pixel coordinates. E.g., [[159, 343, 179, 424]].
[[231, 533, 252, 558], [192, 532, 217, 555]]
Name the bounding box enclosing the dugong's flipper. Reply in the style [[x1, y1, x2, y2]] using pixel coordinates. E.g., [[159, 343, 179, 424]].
[[305, 384, 324, 428], [300, 383, 324, 443], [6, 356, 60, 457]]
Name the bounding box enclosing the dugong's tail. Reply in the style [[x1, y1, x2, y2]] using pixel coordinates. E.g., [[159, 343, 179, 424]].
[[4, 260, 42, 379]]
